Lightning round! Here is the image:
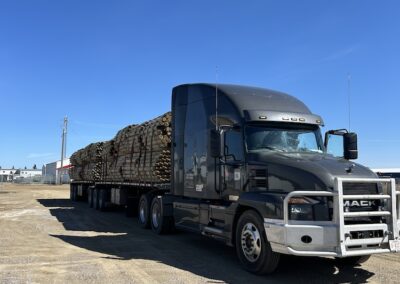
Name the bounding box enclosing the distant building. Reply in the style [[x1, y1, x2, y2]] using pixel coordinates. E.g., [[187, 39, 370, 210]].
[[11, 168, 42, 183], [19, 169, 42, 178], [42, 158, 71, 184], [0, 169, 17, 182], [372, 168, 400, 180]]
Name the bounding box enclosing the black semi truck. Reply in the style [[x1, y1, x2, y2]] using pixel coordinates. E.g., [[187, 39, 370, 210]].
[[70, 83, 400, 274]]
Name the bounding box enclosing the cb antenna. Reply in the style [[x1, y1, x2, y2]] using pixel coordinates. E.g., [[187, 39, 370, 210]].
[[215, 65, 218, 130], [347, 73, 351, 132]]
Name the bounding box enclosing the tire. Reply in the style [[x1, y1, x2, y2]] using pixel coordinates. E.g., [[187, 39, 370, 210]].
[[98, 188, 107, 211], [335, 255, 371, 266], [138, 194, 152, 229], [150, 196, 174, 234], [75, 185, 80, 201], [82, 185, 88, 202], [93, 188, 99, 210], [235, 210, 280, 275], [72, 185, 77, 201], [70, 185, 75, 201], [88, 187, 94, 208]]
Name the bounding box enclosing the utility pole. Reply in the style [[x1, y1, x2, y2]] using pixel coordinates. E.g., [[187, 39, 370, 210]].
[[59, 116, 68, 184]]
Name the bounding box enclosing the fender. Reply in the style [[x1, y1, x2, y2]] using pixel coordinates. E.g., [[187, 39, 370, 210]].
[[224, 191, 286, 246], [236, 191, 286, 219]]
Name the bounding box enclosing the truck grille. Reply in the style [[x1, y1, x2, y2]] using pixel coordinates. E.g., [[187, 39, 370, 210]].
[[342, 182, 382, 224], [343, 182, 378, 195]]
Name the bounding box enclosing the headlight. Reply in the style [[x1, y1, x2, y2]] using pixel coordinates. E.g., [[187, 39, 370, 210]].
[[288, 196, 331, 221], [289, 200, 314, 221]]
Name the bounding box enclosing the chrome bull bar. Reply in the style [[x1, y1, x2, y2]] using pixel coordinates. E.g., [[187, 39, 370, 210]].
[[280, 177, 399, 257]]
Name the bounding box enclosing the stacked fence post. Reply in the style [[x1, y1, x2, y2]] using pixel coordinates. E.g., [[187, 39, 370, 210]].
[[70, 112, 172, 184]]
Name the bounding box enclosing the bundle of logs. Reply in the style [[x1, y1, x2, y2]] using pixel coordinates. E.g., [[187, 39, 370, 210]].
[[70, 112, 172, 183]]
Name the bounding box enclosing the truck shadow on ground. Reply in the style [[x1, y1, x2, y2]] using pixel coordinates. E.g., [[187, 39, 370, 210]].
[[37, 198, 374, 283]]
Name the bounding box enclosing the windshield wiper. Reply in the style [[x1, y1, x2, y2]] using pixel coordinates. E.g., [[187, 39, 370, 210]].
[[258, 146, 286, 152], [297, 148, 323, 153]]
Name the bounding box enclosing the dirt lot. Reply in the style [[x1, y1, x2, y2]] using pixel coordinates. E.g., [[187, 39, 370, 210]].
[[0, 183, 399, 284]]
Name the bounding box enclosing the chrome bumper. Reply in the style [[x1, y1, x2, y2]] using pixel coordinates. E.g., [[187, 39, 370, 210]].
[[265, 177, 400, 257]]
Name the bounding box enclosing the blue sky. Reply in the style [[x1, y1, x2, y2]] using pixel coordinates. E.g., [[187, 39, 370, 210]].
[[0, 1, 399, 169]]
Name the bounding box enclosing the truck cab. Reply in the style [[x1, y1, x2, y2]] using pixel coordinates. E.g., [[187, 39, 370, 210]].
[[165, 83, 399, 274]]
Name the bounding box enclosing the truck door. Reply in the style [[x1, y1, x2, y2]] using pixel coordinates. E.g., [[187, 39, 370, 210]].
[[222, 128, 244, 196]]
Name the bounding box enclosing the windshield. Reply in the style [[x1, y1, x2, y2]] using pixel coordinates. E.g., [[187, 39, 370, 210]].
[[245, 124, 325, 153]]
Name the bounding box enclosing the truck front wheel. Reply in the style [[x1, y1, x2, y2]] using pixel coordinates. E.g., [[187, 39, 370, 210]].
[[235, 210, 280, 274], [138, 194, 152, 228]]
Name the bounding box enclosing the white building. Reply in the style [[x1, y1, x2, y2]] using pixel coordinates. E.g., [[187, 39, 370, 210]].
[[19, 169, 42, 178], [0, 169, 17, 182], [42, 158, 71, 184]]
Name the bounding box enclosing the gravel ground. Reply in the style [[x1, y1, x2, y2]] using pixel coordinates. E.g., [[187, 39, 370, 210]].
[[0, 183, 399, 284]]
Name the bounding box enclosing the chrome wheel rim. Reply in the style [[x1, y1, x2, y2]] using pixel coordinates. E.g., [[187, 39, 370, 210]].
[[152, 202, 160, 228], [241, 223, 262, 262]]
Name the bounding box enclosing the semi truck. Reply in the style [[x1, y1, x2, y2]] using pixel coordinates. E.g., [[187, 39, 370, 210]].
[[70, 83, 400, 274]]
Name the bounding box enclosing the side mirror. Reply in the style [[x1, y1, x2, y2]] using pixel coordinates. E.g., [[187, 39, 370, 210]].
[[325, 129, 358, 160], [344, 132, 358, 160], [209, 129, 221, 158]]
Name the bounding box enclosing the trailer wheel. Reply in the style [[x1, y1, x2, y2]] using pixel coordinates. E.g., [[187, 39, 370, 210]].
[[70, 185, 75, 201], [82, 185, 88, 202], [93, 188, 99, 210], [138, 194, 152, 228], [150, 196, 173, 234], [98, 188, 107, 211], [235, 210, 280, 275], [88, 186, 94, 208], [72, 185, 78, 201], [335, 255, 371, 266]]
